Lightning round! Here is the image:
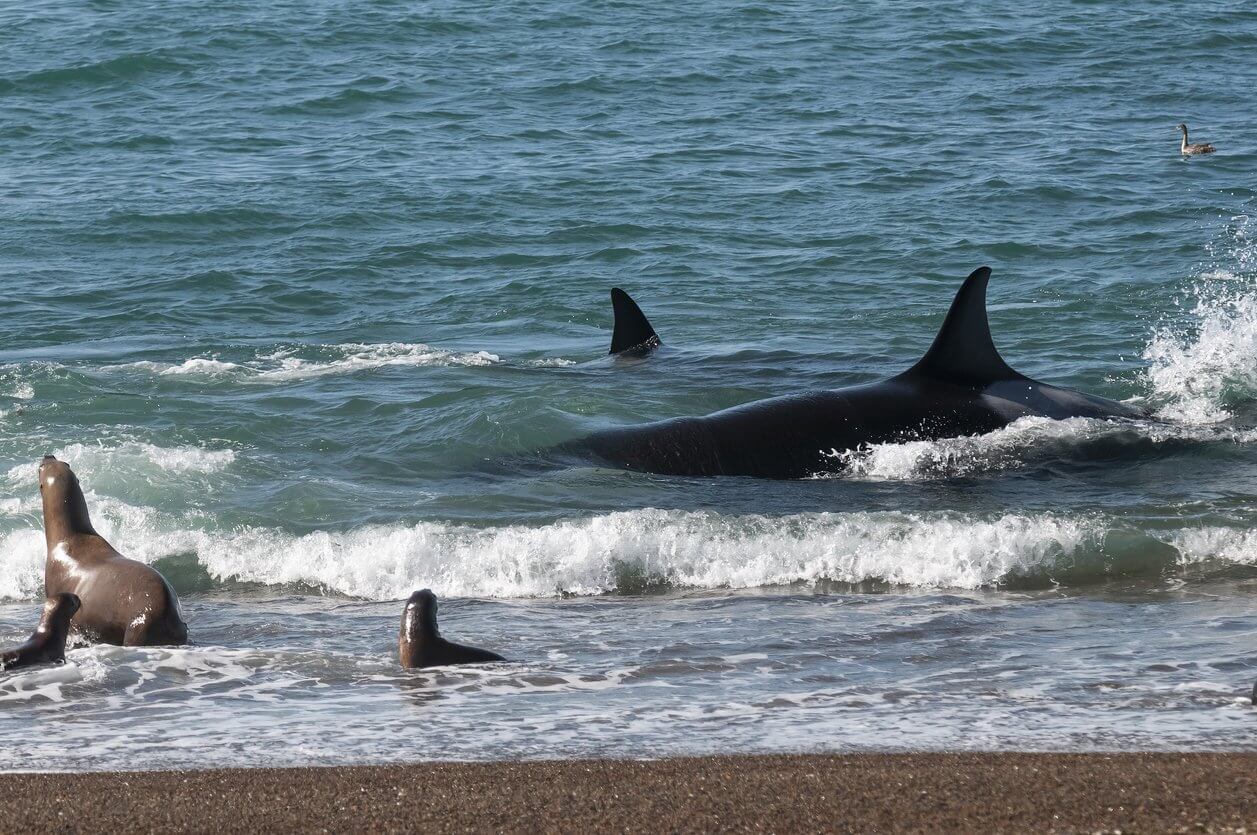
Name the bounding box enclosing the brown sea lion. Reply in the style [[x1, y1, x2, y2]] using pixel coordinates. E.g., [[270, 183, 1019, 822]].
[[0, 593, 80, 672], [39, 455, 188, 646], [398, 589, 504, 669]]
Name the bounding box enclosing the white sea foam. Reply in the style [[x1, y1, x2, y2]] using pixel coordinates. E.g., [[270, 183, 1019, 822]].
[[108, 358, 242, 376], [827, 416, 1248, 481], [1143, 283, 1257, 423], [2, 442, 236, 489], [8, 500, 1254, 603], [61, 441, 235, 474], [9, 382, 34, 400], [0, 505, 1148, 601], [189, 509, 1257, 598], [831, 416, 1090, 480], [106, 342, 500, 381], [1168, 526, 1257, 567], [1143, 214, 1257, 423], [254, 343, 499, 380], [0, 527, 45, 602], [0, 651, 104, 704], [159, 358, 242, 375]]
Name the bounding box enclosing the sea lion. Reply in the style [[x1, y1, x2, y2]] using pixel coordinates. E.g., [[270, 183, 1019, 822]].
[[39, 455, 188, 646], [398, 589, 504, 669], [0, 593, 80, 672]]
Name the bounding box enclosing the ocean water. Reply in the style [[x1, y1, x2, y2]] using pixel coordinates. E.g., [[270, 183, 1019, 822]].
[[1, 0, 1256, 771]]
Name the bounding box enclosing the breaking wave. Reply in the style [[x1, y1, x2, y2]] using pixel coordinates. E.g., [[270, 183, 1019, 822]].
[[0, 501, 1251, 602]]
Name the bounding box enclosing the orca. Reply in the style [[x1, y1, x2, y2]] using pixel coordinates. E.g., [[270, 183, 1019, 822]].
[[573, 267, 1148, 479], [609, 288, 661, 355]]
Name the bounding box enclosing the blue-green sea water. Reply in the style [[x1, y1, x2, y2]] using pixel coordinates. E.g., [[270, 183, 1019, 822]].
[[1, 1, 1256, 770]]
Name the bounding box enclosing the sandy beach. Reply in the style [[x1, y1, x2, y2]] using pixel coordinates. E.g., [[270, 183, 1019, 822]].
[[1, 753, 1253, 833]]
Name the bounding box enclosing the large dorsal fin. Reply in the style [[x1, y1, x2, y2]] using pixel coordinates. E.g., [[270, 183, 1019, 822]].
[[903, 266, 1022, 384], [609, 288, 661, 355]]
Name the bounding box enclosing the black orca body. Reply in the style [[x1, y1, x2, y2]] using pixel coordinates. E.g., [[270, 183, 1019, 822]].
[[575, 267, 1148, 479]]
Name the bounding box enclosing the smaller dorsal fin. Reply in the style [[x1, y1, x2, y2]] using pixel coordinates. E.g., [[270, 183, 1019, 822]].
[[903, 266, 1021, 385], [609, 288, 661, 355]]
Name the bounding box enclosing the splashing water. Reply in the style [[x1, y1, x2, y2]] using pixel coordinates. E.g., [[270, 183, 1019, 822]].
[[1144, 215, 1257, 423]]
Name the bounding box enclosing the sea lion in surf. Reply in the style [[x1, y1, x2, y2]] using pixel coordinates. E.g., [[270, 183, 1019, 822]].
[[39, 455, 188, 646], [570, 267, 1150, 478], [398, 589, 504, 668], [0, 593, 80, 672]]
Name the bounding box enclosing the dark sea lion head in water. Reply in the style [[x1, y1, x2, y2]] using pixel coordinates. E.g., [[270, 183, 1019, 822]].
[[0, 592, 80, 672], [406, 588, 441, 636], [39, 456, 188, 647], [40, 591, 81, 633], [398, 589, 505, 669]]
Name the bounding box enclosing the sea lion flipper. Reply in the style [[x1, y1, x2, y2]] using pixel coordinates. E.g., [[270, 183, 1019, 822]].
[[0, 593, 79, 672]]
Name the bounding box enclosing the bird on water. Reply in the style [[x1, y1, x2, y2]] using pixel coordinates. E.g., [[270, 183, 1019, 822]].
[[1177, 123, 1215, 155]]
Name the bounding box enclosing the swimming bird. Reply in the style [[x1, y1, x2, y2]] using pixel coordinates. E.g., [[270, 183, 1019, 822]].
[[398, 589, 505, 669], [1177, 123, 1215, 155]]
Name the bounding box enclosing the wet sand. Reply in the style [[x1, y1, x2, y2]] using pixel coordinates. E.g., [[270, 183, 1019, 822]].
[[1, 753, 1254, 833]]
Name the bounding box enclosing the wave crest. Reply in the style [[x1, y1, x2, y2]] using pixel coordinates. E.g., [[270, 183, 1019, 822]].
[[3, 505, 1250, 602]]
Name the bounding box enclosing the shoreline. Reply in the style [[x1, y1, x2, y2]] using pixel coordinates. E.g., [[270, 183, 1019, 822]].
[[2, 753, 1254, 833]]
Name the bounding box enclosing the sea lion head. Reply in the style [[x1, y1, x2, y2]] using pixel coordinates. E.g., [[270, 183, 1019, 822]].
[[35, 593, 81, 641], [38, 456, 96, 538], [403, 589, 440, 639], [44, 592, 81, 625]]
